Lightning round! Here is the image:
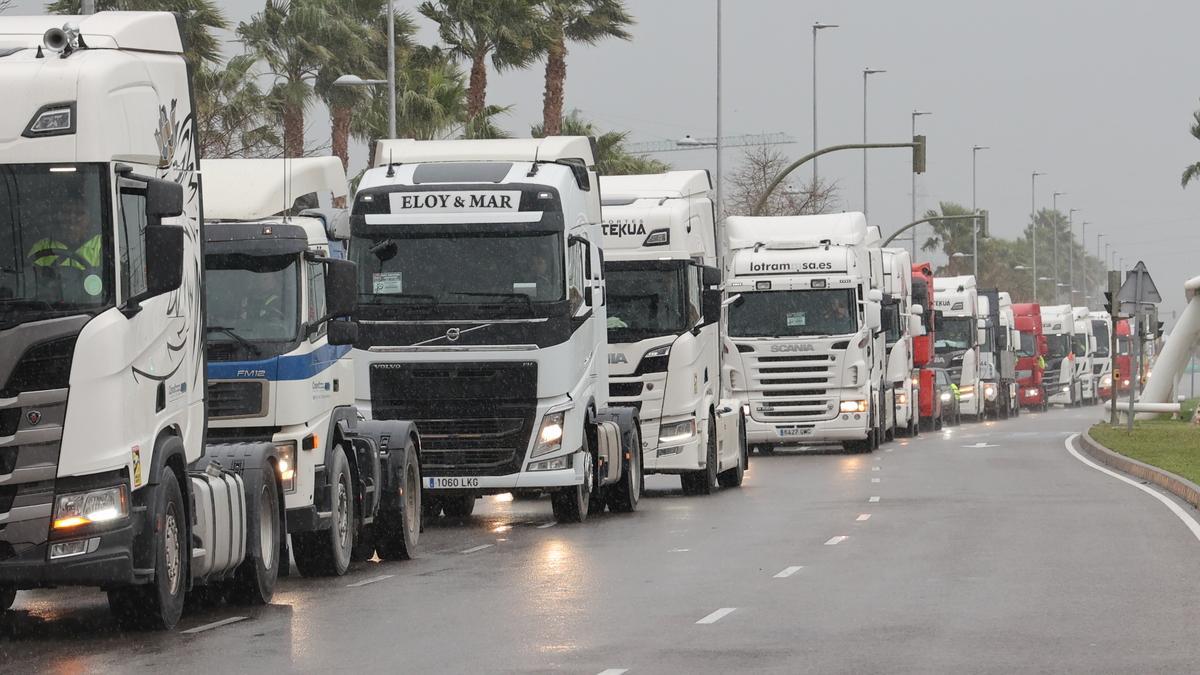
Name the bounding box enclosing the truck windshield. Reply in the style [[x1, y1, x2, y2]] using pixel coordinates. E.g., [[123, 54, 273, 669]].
[[351, 231, 564, 311], [1017, 332, 1038, 357], [1072, 334, 1088, 357], [606, 262, 691, 340], [205, 254, 301, 353], [728, 289, 857, 338], [1092, 320, 1110, 357], [935, 316, 974, 351], [1046, 334, 1071, 359], [0, 163, 112, 327]]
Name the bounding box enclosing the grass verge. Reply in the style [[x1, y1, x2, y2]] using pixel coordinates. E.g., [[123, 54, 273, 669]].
[[1090, 420, 1200, 485]]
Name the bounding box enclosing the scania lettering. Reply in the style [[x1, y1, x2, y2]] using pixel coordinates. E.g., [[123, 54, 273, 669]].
[[0, 12, 283, 629], [932, 276, 984, 421], [723, 213, 888, 454], [350, 137, 643, 523], [202, 158, 422, 575], [601, 171, 746, 494]]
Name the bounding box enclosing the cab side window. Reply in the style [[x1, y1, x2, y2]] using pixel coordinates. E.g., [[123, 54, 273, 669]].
[[688, 266, 702, 327], [567, 238, 587, 315], [307, 260, 327, 340], [118, 187, 148, 301]]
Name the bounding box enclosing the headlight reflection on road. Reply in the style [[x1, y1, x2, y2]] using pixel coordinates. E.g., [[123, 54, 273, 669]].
[[524, 539, 588, 655], [839, 457, 863, 476]]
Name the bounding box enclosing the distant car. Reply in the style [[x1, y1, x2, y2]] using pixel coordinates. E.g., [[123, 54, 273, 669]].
[[933, 368, 961, 428]]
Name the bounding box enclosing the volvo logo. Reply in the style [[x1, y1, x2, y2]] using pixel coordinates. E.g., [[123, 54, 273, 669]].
[[26, 410, 42, 426], [445, 327, 462, 342], [770, 344, 815, 353]]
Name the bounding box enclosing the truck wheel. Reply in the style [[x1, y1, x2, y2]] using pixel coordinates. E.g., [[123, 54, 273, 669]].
[[108, 466, 186, 630], [442, 494, 476, 518], [376, 440, 421, 561], [717, 434, 745, 488], [293, 447, 355, 577], [680, 418, 718, 496], [1, 585, 15, 611], [608, 425, 643, 512], [231, 469, 281, 605], [551, 442, 593, 523]]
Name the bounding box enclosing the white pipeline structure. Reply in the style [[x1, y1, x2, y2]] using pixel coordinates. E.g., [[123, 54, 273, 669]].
[[1137, 275, 1200, 418]]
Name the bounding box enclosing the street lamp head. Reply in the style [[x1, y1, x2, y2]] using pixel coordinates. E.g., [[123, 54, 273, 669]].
[[1053, 191, 1067, 199], [951, 252, 974, 258], [912, 110, 932, 117], [972, 145, 990, 152], [1033, 171, 1045, 177], [676, 135, 714, 147], [333, 74, 386, 87], [1038, 276, 1054, 281], [1014, 265, 1031, 271], [863, 67, 886, 75], [813, 21, 839, 30]]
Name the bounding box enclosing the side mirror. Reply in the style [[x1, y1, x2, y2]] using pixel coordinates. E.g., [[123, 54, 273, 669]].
[[911, 303, 924, 318], [977, 318, 988, 329], [324, 258, 358, 319], [702, 265, 722, 287], [866, 301, 882, 331], [866, 288, 884, 303], [909, 314, 926, 337], [142, 225, 184, 298], [584, 286, 594, 307], [327, 319, 359, 346], [146, 177, 184, 218], [1038, 335, 1049, 356], [702, 289, 721, 326]]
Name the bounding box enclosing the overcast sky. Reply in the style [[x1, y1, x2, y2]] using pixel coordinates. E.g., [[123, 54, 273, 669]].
[[11, 0, 1200, 321]]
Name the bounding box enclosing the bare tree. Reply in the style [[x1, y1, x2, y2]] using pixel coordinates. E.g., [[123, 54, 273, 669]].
[[724, 145, 839, 217]]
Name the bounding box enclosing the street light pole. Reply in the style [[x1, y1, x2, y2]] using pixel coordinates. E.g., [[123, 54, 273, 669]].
[[812, 21, 838, 185], [386, 0, 397, 139], [1031, 172, 1044, 302], [1078, 221, 1090, 306], [971, 145, 989, 279], [1065, 207, 1079, 304], [862, 67, 885, 220], [715, 0, 722, 225], [1051, 191, 1066, 303], [910, 110, 932, 258]]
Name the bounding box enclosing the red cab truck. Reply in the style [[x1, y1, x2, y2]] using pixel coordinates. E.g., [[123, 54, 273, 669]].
[[1013, 303, 1049, 410], [912, 263, 940, 430], [1100, 318, 1133, 400]]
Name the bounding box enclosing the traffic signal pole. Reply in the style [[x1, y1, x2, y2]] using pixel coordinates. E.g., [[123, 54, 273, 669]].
[[1108, 271, 1120, 426]]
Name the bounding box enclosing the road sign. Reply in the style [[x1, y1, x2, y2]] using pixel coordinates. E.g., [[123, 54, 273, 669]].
[[1117, 261, 1161, 304]]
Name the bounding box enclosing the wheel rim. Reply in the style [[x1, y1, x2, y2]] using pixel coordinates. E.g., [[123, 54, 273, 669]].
[[164, 503, 181, 596], [630, 437, 641, 502], [404, 462, 419, 536], [335, 478, 350, 550], [258, 484, 276, 571], [580, 452, 593, 508]]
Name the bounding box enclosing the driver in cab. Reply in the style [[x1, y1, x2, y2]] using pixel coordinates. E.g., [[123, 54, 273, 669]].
[[27, 198, 103, 301]]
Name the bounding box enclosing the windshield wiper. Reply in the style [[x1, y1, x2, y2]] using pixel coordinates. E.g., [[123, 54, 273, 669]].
[[0, 298, 55, 312], [449, 291, 533, 312], [362, 292, 438, 308], [207, 326, 262, 356]]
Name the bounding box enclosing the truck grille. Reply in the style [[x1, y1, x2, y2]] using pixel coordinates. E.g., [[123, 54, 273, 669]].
[[609, 382, 643, 398], [369, 361, 537, 476], [207, 381, 266, 418], [1, 336, 76, 398], [745, 351, 838, 422], [1094, 363, 1106, 375]]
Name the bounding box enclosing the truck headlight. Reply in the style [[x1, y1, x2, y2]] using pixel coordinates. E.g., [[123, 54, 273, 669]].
[[896, 392, 908, 406], [840, 400, 868, 414], [532, 411, 566, 458], [659, 418, 697, 444], [1025, 388, 1040, 397], [983, 384, 997, 401], [940, 392, 952, 402], [53, 484, 129, 530], [1100, 374, 1112, 388], [275, 441, 297, 493]]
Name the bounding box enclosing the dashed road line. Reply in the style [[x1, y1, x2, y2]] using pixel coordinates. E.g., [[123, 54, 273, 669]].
[[182, 616, 248, 635], [536, 522, 557, 529], [696, 607, 737, 624], [824, 536, 848, 546], [774, 566, 804, 578], [668, 548, 691, 553], [868, 496, 880, 503], [856, 514, 871, 521], [461, 544, 494, 554], [872, 466, 880, 471], [871, 477, 881, 483], [597, 670, 629, 675], [346, 574, 394, 588]]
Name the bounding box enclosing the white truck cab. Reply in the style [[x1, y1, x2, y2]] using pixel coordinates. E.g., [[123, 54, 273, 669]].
[[349, 137, 642, 523], [932, 275, 985, 420], [1040, 304, 1081, 406], [880, 248, 921, 437], [600, 171, 746, 493], [723, 212, 887, 453], [1072, 306, 1097, 404], [1089, 310, 1113, 398], [977, 289, 1020, 418]]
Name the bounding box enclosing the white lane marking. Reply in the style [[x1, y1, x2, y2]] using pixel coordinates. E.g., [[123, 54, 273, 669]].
[[696, 607, 737, 624], [537, 522, 557, 529], [181, 616, 248, 635], [346, 574, 393, 588], [885, 448, 894, 452], [597, 670, 629, 675], [461, 544, 494, 554], [964, 442, 998, 448], [868, 496, 880, 503], [1065, 434, 1200, 542], [871, 478, 881, 483], [824, 536, 848, 545], [668, 548, 691, 553], [774, 566, 804, 578], [872, 466, 881, 471], [856, 514, 871, 521]]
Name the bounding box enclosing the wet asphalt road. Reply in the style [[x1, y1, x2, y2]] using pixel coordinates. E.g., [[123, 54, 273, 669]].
[[4, 403, 1200, 674]]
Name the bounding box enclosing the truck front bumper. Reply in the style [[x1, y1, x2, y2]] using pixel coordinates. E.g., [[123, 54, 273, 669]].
[[422, 450, 588, 493], [745, 414, 868, 445], [1047, 383, 1074, 405], [0, 518, 141, 589], [643, 436, 704, 473]]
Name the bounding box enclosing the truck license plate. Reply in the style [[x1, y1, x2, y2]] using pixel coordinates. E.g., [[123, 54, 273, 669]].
[[779, 427, 812, 437], [427, 477, 480, 489]]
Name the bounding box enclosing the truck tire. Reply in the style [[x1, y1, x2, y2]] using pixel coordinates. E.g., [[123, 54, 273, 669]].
[[608, 425, 643, 512], [717, 430, 746, 488], [441, 494, 476, 518], [551, 439, 593, 523], [1, 585, 15, 611], [293, 446, 355, 577], [108, 466, 186, 630], [680, 418, 718, 496], [231, 469, 281, 605], [376, 440, 421, 561]]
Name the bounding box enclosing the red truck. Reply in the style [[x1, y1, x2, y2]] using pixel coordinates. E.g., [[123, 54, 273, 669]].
[[912, 263, 941, 430], [1013, 303, 1049, 410], [1100, 318, 1133, 400]]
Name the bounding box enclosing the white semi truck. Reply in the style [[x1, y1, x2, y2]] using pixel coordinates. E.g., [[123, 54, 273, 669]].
[[880, 248, 920, 437], [978, 289, 1020, 419], [1072, 306, 1097, 404], [349, 137, 643, 522], [0, 12, 292, 629], [1040, 304, 1082, 406], [202, 159, 422, 575], [599, 171, 746, 493], [932, 276, 985, 420], [1089, 310, 1113, 400], [723, 213, 887, 453]]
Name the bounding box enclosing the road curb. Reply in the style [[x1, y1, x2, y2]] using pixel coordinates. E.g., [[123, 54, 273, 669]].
[[1078, 429, 1200, 510]]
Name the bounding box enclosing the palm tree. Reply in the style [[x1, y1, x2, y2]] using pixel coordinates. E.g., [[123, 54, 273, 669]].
[[239, 0, 357, 158], [1182, 107, 1200, 188], [535, 0, 633, 136], [48, 0, 227, 69], [532, 110, 667, 175], [418, 0, 541, 122], [194, 55, 281, 159]]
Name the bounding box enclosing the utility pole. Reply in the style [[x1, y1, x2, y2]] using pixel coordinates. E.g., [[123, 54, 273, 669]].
[[715, 0, 722, 225], [910, 110, 932, 257], [811, 21, 838, 185], [1031, 172, 1044, 302], [1108, 271, 1120, 425], [972, 145, 989, 279], [862, 67, 885, 220]]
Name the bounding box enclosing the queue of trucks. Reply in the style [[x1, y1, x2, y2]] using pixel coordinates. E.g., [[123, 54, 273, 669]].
[[0, 9, 1113, 632]]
